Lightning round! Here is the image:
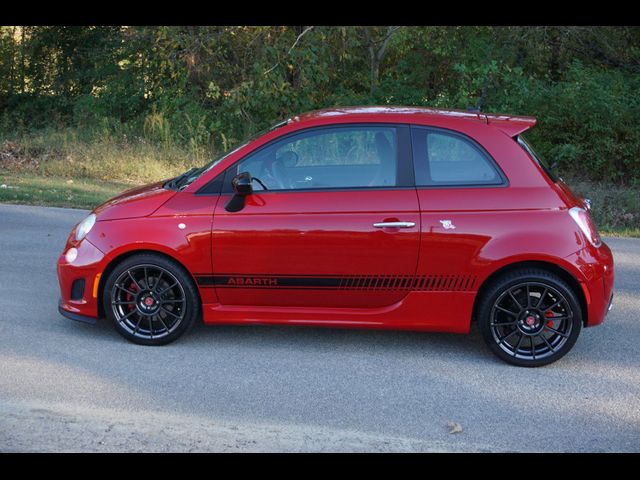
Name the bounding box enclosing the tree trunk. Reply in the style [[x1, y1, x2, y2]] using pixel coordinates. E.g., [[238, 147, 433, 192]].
[[364, 26, 400, 96], [285, 26, 304, 89], [549, 26, 562, 82], [6, 26, 17, 96], [19, 26, 26, 94], [370, 45, 379, 95]]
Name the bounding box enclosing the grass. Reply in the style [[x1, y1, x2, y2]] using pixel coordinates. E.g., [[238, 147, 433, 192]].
[[0, 171, 131, 209], [0, 130, 639, 237], [0, 128, 207, 209], [601, 228, 640, 238], [0, 128, 203, 184], [567, 179, 640, 237]]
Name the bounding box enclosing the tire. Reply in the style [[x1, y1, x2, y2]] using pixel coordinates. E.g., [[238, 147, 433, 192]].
[[103, 253, 199, 346], [477, 268, 582, 367]]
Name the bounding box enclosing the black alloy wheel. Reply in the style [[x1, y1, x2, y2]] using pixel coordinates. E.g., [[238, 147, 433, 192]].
[[478, 268, 582, 367], [103, 253, 199, 345]]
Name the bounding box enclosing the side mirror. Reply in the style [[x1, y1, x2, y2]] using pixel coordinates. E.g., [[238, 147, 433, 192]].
[[232, 171, 253, 195], [225, 172, 253, 212]]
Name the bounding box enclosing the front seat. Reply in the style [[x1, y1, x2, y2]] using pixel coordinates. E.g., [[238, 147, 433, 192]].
[[262, 151, 296, 190], [370, 132, 396, 186]]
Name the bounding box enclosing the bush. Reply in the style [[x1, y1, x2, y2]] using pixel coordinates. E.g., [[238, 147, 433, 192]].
[[510, 62, 640, 185], [2, 27, 639, 184]]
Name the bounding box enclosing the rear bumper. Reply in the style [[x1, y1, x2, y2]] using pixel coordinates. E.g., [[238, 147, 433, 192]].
[[607, 291, 614, 314], [565, 240, 614, 327]]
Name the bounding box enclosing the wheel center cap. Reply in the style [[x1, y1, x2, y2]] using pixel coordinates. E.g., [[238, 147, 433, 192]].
[[137, 291, 159, 314], [518, 310, 544, 334]]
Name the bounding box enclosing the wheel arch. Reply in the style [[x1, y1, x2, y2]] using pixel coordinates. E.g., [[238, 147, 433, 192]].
[[96, 248, 202, 318], [471, 260, 588, 327]]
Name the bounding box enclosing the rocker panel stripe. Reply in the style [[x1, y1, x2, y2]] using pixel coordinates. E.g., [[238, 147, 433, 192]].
[[194, 274, 477, 291]]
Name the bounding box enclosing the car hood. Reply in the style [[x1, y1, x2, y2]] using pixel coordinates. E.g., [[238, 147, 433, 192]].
[[93, 180, 176, 221]]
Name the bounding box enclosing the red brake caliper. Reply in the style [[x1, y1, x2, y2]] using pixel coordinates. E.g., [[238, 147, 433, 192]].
[[545, 310, 554, 327], [126, 282, 136, 313]]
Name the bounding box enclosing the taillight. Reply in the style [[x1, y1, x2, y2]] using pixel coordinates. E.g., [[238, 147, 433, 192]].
[[569, 207, 602, 247]]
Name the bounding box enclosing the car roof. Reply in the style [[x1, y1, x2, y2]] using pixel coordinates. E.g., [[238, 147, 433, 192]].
[[290, 106, 537, 137]]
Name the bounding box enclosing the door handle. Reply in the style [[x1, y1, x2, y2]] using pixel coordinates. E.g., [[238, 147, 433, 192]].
[[373, 221, 416, 228]]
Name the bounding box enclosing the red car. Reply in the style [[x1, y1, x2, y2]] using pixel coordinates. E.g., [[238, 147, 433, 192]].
[[57, 106, 614, 367]]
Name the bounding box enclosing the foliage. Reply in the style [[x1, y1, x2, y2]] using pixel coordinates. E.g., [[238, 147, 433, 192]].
[[1, 26, 639, 183]]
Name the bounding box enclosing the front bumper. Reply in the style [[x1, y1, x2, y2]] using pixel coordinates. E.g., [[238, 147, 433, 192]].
[[58, 300, 97, 325], [57, 238, 106, 322]]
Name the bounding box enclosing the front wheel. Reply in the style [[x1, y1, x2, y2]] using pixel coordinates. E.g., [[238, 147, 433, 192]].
[[477, 268, 582, 367], [103, 253, 199, 345]]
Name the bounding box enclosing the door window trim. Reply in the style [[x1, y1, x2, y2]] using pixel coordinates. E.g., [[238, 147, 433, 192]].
[[219, 123, 414, 194]]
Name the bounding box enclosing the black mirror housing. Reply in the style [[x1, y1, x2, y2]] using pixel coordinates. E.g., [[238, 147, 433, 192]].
[[232, 171, 253, 195], [225, 172, 253, 212]]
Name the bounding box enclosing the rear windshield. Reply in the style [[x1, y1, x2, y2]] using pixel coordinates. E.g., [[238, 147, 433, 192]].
[[516, 135, 558, 182]]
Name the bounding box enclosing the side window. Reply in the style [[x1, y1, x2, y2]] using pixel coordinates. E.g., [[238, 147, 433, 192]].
[[232, 126, 399, 190], [412, 127, 504, 186]]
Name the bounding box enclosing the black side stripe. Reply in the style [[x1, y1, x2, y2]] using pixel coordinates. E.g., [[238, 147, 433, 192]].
[[194, 274, 477, 291]]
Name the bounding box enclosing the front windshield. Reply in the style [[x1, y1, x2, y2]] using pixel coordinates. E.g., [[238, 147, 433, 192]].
[[168, 119, 289, 190]]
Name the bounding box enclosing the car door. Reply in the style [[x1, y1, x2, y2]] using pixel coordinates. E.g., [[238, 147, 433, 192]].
[[207, 124, 421, 309]]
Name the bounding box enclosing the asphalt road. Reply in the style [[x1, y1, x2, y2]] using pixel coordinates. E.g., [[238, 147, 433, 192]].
[[0, 203, 639, 452]]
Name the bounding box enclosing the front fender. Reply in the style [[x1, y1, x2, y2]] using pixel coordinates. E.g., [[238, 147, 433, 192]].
[[86, 215, 217, 304]]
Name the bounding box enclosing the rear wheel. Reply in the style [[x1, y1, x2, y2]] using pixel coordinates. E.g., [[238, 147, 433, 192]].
[[103, 253, 199, 345], [477, 268, 582, 367]]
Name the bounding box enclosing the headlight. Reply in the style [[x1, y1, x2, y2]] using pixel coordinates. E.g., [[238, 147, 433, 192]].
[[75, 213, 96, 242], [569, 207, 601, 247]]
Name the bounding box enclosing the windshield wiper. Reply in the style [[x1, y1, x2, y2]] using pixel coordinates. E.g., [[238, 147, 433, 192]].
[[165, 167, 198, 190]]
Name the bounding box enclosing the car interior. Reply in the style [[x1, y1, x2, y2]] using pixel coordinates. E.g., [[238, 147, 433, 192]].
[[237, 129, 399, 190]]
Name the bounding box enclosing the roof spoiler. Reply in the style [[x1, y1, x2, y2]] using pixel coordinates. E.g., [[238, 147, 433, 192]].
[[480, 113, 537, 137]]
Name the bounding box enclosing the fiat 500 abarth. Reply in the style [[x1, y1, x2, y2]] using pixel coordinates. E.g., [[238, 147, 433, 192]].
[[57, 106, 614, 367]]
